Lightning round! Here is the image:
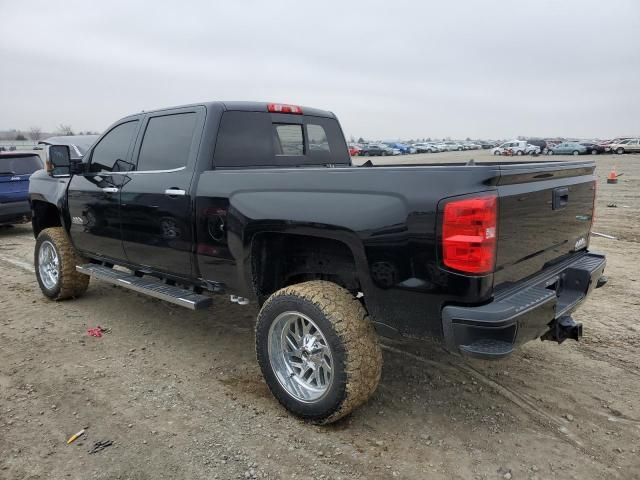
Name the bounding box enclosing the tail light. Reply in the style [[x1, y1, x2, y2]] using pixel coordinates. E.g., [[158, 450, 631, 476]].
[[442, 194, 498, 274], [267, 103, 303, 114]]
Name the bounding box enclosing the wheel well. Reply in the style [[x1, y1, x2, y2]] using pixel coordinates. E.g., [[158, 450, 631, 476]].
[[31, 201, 62, 237], [251, 233, 360, 303]]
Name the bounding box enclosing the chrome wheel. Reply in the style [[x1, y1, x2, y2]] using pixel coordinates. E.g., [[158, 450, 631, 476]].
[[268, 311, 333, 403], [38, 240, 60, 290]]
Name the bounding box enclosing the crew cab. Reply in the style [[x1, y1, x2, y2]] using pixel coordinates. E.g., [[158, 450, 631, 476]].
[[29, 101, 606, 423]]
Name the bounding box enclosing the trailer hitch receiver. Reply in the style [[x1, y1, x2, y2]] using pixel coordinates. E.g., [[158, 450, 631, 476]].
[[541, 316, 583, 344]]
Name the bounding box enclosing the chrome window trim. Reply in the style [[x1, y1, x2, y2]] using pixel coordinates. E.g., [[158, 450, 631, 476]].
[[106, 166, 187, 175]]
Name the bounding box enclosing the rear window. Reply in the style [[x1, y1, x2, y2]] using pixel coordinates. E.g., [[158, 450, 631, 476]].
[[0, 155, 42, 175], [213, 111, 349, 168]]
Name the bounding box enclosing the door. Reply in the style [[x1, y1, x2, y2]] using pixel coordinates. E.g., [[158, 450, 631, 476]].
[[119, 107, 204, 277], [67, 119, 141, 259]]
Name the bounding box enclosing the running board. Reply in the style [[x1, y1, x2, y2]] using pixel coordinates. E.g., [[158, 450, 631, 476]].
[[76, 264, 212, 310]]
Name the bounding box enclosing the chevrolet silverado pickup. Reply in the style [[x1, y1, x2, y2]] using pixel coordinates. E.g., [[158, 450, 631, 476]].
[[28, 101, 606, 423]]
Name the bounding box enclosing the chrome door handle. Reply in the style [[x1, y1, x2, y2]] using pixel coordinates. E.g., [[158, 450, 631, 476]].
[[102, 187, 119, 193], [164, 188, 186, 196]]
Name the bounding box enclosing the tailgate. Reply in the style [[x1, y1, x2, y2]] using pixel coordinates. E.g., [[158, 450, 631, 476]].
[[0, 173, 30, 203], [494, 161, 596, 288]]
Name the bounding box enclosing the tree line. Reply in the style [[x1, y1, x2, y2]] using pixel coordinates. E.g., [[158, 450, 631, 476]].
[[2, 125, 100, 142]]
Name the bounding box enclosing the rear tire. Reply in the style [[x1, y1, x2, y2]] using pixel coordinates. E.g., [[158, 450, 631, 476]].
[[572, 150, 580, 156], [516, 150, 524, 156], [256, 281, 382, 424], [35, 227, 89, 300]]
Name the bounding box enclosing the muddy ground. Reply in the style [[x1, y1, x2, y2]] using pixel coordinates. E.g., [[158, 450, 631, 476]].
[[1, 151, 639, 479]]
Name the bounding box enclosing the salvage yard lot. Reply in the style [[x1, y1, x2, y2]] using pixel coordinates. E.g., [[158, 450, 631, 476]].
[[1, 151, 639, 479]]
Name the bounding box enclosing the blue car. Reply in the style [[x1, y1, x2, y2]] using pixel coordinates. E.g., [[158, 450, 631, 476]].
[[386, 142, 415, 154], [0, 152, 43, 225]]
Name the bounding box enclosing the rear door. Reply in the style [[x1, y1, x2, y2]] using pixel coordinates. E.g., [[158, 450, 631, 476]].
[[119, 106, 204, 277], [0, 154, 42, 203], [67, 119, 141, 259]]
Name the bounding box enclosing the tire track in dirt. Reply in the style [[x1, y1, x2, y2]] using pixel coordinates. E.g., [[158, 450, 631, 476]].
[[381, 344, 594, 455], [0, 254, 35, 273]]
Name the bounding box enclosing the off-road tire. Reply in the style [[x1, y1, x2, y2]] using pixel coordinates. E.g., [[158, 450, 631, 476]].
[[256, 281, 382, 424], [35, 227, 89, 300]]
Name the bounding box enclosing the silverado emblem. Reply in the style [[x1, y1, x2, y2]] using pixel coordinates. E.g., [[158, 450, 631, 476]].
[[574, 237, 587, 251]]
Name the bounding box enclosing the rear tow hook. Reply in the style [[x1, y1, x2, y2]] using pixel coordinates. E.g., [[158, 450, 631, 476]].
[[541, 316, 583, 344], [596, 275, 608, 288]]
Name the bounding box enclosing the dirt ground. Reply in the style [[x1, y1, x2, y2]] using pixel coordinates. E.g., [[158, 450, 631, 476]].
[[1, 151, 639, 480]]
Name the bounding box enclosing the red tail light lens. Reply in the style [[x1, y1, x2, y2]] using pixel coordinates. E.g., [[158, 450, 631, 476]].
[[442, 195, 498, 274], [267, 103, 303, 114]]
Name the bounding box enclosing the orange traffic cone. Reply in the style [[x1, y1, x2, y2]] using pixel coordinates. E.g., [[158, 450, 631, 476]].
[[607, 167, 618, 184]]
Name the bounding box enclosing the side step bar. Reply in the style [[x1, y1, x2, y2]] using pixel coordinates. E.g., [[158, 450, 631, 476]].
[[76, 264, 212, 310]]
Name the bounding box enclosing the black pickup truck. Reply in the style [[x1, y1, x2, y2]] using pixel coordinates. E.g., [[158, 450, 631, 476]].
[[29, 101, 606, 423]]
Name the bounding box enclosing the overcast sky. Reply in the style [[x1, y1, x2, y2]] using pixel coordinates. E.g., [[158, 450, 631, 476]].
[[1, 0, 639, 140]]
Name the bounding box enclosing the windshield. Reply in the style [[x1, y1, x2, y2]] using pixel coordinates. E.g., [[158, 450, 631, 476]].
[[0, 155, 42, 175]]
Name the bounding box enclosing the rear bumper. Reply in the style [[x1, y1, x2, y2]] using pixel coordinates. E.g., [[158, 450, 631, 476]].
[[0, 200, 31, 224], [441, 252, 606, 360]]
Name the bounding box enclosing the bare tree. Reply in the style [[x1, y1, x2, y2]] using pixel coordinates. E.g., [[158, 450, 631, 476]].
[[57, 124, 74, 136], [28, 126, 43, 142]]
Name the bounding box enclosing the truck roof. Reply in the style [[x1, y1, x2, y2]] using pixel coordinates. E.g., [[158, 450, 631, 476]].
[[128, 101, 336, 119]]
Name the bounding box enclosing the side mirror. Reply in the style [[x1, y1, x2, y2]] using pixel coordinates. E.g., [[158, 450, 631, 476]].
[[46, 145, 71, 177]]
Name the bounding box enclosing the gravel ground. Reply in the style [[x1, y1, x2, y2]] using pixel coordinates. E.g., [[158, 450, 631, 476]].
[[1, 151, 639, 479]]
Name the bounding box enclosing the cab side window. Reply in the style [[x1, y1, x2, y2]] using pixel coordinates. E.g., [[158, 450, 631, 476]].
[[136, 113, 197, 171], [89, 121, 139, 173]]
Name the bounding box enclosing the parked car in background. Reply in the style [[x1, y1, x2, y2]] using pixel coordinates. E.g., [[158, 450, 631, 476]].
[[598, 138, 631, 152], [492, 140, 530, 156], [360, 144, 393, 156], [547, 142, 588, 156], [38, 135, 99, 160], [526, 139, 548, 154], [348, 145, 361, 156], [480, 141, 497, 149], [412, 142, 440, 153], [442, 141, 464, 151], [0, 152, 43, 225], [386, 143, 415, 154], [580, 142, 606, 155], [608, 138, 640, 155]]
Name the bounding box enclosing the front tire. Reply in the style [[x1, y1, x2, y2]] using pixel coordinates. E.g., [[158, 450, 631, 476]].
[[35, 227, 89, 300], [256, 281, 382, 424], [572, 150, 580, 156], [616, 147, 625, 155]]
